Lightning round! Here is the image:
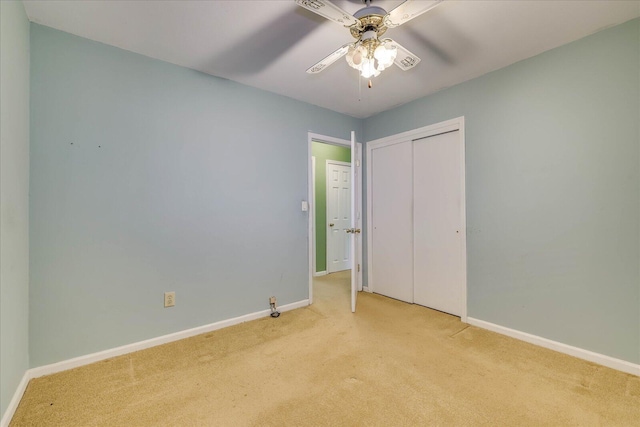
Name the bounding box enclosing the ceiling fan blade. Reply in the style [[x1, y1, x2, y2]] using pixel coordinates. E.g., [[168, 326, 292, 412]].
[[306, 43, 352, 74], [384, 0, 443, 28], [294, 0, 358, 27], [386, 39, 421, 71]]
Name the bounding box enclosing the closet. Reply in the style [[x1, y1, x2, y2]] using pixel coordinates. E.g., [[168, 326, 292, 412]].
[[368, 124, 466, 317]]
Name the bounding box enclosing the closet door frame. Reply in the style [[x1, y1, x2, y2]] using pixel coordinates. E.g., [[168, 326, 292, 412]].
[[366, 117, 467, 322]]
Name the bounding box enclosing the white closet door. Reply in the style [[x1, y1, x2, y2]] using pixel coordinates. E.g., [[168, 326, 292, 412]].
[[413, 131, 464, 316], [371, 141, 413, 303]]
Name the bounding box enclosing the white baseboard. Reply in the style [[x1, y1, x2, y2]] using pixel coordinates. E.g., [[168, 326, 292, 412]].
[[1, 371, 30, 427], [314, 271, 327, 277], [28, 299, 309, 380], [466, 317, 640, 377]]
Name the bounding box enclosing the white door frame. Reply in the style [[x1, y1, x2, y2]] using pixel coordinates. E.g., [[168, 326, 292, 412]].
[[311, 155, 319, 276], [365, 117, 467, 322], [326, 160, 352, 274], [307, 132, 362, 305]]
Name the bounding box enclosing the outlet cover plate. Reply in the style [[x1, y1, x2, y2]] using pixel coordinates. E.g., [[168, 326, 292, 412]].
[[164, 291, 175, 307]]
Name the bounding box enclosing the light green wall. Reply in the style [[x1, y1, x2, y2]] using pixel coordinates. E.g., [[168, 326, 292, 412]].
[[29, 23, 361, 367], [363, 18, 640, 364], [0, 0, 30, 417], [312, 142, 351, 273]]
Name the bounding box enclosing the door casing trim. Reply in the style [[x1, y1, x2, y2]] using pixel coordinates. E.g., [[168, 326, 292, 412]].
[[307, 132, 362, 304]]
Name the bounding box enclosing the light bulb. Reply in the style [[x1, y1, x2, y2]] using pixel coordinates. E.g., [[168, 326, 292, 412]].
[[352, 50, 363, 66], [361, 58, 374, 78], [346, 45, 368, 71], [372, 42, 397, 71], [361, 58, 381, 78], [374, 45, 387, 61]]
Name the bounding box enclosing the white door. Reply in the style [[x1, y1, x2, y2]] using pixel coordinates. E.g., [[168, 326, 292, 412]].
[[326, 161, 351, 273], [370, 140, 414, 303], [413, 131, 464, 316], [350, 131, 361, 313]]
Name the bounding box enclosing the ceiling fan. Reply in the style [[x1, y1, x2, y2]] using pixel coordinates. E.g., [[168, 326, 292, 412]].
[[295, 0, 443, 78]]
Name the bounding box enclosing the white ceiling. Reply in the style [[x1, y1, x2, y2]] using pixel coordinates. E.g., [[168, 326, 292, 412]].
[[23, 1, 640, 118]]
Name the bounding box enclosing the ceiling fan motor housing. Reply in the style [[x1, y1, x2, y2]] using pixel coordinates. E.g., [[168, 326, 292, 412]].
[[351, 6, 388, 40], [349, 5, 390, 70], [353, 5, 387, 19], [361, 30, 377, 41]]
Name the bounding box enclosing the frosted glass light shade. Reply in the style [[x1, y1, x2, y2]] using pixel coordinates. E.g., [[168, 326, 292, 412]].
[[346, 40, 391, 78], [374, 43, 397, 71]]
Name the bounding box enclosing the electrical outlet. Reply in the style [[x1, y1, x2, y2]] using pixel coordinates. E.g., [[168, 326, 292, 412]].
[[269, 296, 276, 305], [164, 291, 175, 308]]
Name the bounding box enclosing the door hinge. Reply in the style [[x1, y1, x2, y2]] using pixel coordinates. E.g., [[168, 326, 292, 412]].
[[358, 264, 360, 272]]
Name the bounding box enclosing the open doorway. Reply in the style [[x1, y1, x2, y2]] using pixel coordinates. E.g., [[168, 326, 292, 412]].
[[307, 132, 362, 308], [312, 141, 351, 276], [314, 144, 352, 308]]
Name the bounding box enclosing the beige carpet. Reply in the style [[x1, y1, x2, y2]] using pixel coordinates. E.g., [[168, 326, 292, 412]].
[[11, 271, 640, 426]]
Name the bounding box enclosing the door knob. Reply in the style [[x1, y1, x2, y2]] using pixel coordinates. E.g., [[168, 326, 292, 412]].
[[329, 223, 334, 227]]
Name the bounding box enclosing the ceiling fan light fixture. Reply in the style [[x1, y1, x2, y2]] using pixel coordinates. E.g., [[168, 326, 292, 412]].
[[346, 44, 365, 74], [346, 37, 396, 77], [299, 0, 438, 77], [346, 44, 366, 68], [360, 58, 381, 78], [374, 42, 397, 70]]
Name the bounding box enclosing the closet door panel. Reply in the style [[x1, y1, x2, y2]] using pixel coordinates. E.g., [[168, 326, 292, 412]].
[[371, 141, 413, 303], [413, 131, 463, 315]]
